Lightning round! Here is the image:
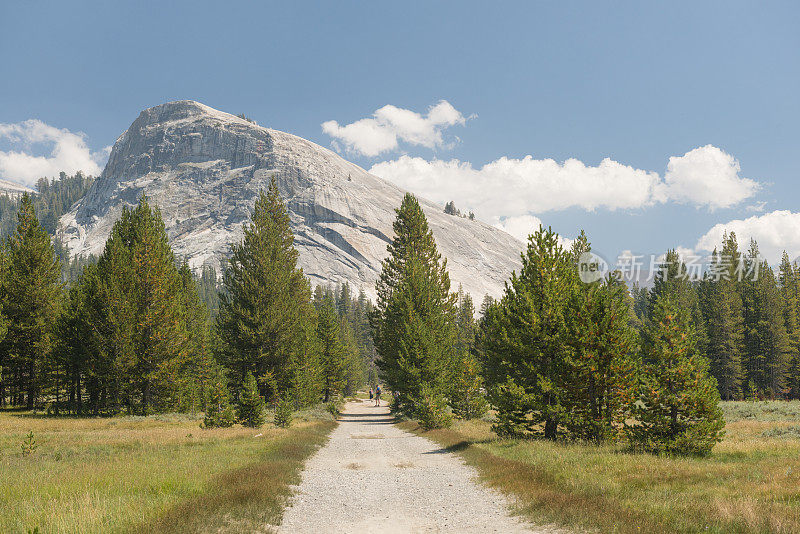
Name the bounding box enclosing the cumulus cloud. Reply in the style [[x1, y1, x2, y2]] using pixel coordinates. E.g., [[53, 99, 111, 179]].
[[0, 119, 109, 186], [695, 210, 800, 265], [322, 100, 468, 157], [659, 145, 759, 209], [369, 145, 757, 227], [371, 155, 666, 219], [493, 214, 544, 242]]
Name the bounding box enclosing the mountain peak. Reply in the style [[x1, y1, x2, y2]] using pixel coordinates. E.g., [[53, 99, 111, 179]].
[[59, 101, 521, 300], [135, 100, 254, 128]]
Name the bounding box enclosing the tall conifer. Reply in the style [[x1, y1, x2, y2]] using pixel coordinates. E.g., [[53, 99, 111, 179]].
[[372, 193, 457, 427], [480, 226, 573, 439], [216, 177, 319, 404], [629, 293, 725, 455], [0, 194, 62, 408]]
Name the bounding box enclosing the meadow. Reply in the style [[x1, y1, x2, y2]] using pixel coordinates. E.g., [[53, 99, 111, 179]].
[[0, 408, 335, 533], [403, 401, 800, 534]]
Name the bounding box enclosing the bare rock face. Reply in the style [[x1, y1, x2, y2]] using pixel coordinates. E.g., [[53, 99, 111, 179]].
[[0, 179, 34, 197], [59, 101, 522, 300]]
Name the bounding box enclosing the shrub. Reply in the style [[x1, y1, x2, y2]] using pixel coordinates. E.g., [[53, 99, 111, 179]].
[[416, 385, 452, 430], [237, 372, 265, 428], [326, 402, 339, 418], [450, 354, 488, 420], [274, 397, 293, 428], [202, 367, 235, 428], [21, 431, 37, 456]]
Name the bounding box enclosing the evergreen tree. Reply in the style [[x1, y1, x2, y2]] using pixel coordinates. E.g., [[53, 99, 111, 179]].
[[740, 240, 791, 398], [0, 193, 62, 408], [203, 364, 235, 428], [97, 197, 188, 413], [699, 234, 746, 399], [449, 287, 487, 419], [564, 274, 639, 442], [216, 177, 319, 404], [779, 252, 800, 398], [372, 193, 457, 427], [650, 249, 708, 356], [197, 265, 220, 318], [480, 226, 574, 439], [315, 294, 349, 402], [237, 372, 266, 427], [59, 196, 203, 414], [449, 351, 488, 419], [701, 251, 745, 399], [173, 263, 215, 413], [628, 293, 725, 455]]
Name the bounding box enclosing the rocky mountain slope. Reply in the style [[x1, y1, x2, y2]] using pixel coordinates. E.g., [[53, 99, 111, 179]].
[[0, 179, 34, 197], [59, 101, 522, 300]]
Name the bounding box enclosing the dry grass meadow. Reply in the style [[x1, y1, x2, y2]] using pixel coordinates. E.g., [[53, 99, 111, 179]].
[[402, 401, 800, 534], [0, 408, 335, 533]]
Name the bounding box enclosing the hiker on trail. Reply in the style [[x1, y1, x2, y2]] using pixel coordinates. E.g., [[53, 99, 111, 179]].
[[375, 385, 381, 406], [369, 389, 373, 400]]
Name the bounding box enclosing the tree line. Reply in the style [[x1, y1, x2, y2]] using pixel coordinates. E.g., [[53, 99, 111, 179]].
[[0, 179, 370, 427], [1, 172, 797, 450], [632, 236, 800, 402]]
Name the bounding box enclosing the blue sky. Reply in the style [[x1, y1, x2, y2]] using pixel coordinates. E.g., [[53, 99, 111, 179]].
[[1, 1, 799, 266]]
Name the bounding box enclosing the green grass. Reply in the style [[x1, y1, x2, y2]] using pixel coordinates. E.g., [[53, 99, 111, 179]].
[[0, 409, 335, 533], [401, 400, 800, 534]]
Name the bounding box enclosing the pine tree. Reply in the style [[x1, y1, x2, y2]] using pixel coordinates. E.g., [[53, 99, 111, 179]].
[[237, 372, 265, 427], [203, 364, 235, 428], [372, 193, 457, 427], [701, 249, 745, 399], [216, 177, 320, 404], [740, 240, 791, 398], [699, 234, 746, 399], [564, 275, 638, 442], [628, 293, 725, 455], [173, 263, 214, 413], [480, 226, 574, 439], [93, 196, 188, 413], [779, 252, 800, 398], [450, 289, 487, 419], [59, 196, 205, 414], [315, 295, 349, 402], [0, 193, 62, 409], [650, 249, 708, 356]]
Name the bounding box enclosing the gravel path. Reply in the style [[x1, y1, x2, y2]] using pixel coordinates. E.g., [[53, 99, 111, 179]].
[[277, 399, 549, 533]]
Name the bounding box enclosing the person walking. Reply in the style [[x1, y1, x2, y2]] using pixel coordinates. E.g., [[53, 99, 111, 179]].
[[374, 385, 381, 407]]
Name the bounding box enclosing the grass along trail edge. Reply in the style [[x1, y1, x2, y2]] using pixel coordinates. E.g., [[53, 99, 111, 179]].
[[0, 409, 336, 534], [399, 400, 800, 534]]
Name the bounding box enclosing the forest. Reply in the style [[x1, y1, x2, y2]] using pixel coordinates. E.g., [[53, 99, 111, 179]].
[[0, 172, 798, 457]]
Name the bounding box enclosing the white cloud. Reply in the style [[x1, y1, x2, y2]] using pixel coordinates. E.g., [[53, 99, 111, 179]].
[[322, 100, 468, 157], [695, 210, 800, 265], [0, 119, 109, 187], [370, 145, 757, 223], [660, 145, 759, 209], [493, 214, 544, 242]]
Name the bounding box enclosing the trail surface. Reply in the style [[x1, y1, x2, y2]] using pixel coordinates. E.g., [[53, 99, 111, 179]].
[[278, 400, 550, 533]]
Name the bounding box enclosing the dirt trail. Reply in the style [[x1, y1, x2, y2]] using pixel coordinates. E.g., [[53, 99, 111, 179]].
[[277, 399, 552, 533]]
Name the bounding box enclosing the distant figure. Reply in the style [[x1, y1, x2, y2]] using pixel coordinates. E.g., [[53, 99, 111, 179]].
[[369, 389, 373, 401], [375, 385, 382, 407]]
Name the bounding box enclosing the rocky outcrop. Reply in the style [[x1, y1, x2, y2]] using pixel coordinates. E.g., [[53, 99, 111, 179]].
[[59, 101, 522, 300]]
